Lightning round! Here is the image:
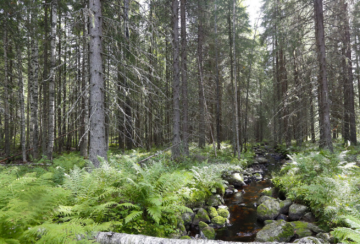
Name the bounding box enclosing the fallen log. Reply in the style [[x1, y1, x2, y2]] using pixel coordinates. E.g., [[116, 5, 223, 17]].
[[96, 232, 288, 244]]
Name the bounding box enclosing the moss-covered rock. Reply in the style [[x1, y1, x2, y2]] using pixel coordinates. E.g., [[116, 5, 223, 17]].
[[264, 220, 276, 225], [212, 216, 226, 226], [255, 219, 295, 242], [316, 232, 331, 243], [257, 198, 280, 221], [222, 171, 245, 187], [192, 208, 210, 225], [208, 207, 218, 218], [254, 173, 262, 181], [206, 194, 224, 207], [257, 195, 273, 205], [261, 187, 274, 197], [181, 211, 194, 226], [217, 208, 230, 219], [201, 226, 216, 240], [279, 199, 292, 214], [289, 221, 313, 238], [180, 235, 191, 239], [199, 221, 208, 230], [293, 236, 323, 244], [289, 203, 308, 221]]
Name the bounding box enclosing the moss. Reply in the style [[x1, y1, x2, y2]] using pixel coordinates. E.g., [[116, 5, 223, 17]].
[[193, 208, 210, 224], [262, 187, 273, 196], [217, 208, 229, 218], [273, 222, 295, 242], [212, 216, 226, 226], [214, 182, 225, 196], [199, 221, 208, 230], [180, 236, 191, 239], [202, 226, 216, 239], [290, 221, 312, 238], [208, 207, 218, 218], [178, 222, 186, 233], [264, 220, 275, 225]]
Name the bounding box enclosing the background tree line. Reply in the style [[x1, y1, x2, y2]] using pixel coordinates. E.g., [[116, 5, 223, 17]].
[[0, 0, 359, 165]]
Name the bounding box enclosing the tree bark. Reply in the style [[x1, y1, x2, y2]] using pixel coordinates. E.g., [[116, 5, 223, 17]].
[[181, 0, 189, 155], [80, 10, 89, 157], [17, 42, 27, 162], [47, 0, 58, 161], [172, 0, 181, 158], [197, 0, 205, 148], [313, 0, 333, 152], [3, 19, 10, 157], [214, 0, 221, 150], [341, 0, 356, 145], [89, 0, 107, 167], [232, 0, 240, 159]]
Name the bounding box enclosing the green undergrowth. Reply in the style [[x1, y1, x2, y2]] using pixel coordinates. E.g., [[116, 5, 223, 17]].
[[272, 142, 360, 243], [0, 143, 250, 243]]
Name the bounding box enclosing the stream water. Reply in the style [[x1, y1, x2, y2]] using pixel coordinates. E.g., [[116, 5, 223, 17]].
[[216, 179, 273, 242], [215, 156, 283, 242]]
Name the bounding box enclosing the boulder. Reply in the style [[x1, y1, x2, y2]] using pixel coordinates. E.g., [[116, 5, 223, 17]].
[[264, 220, 276, 225], [257, 198, 280, 221], [217, 208, 230, 219], [255, 219, 295, 242], [293, 236, 323, 244], [256, 156, 269, 164], [316, 232, 332, 243], [254, 173, 263, 181], [225, 189, 234, 195], [289, 221, 313, 238], [208, 207, 218, 219], [302, 212, 316, 223], [198, 222, 216, 240], [181, 212, 194, 227], [192, 208, 210, 225], [260, 187, 274, 197], [257, 195, 273, 205], [206, 194, 224, 207], [222, 171, 245, 187], [276, 214, 288, 221], [211, 216, 226, 228], [289, 203, 308, 220], [279, 199, 292, 214]]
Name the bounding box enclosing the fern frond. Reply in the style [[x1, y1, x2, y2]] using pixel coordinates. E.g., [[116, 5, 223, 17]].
[[332, 227, 360, 244], [146, 206, 161, 224], [118, 203, 140, 210], [124, 210, 143, 224]]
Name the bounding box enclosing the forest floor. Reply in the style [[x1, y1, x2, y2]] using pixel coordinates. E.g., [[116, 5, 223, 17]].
[[0, 141, 359, 243]]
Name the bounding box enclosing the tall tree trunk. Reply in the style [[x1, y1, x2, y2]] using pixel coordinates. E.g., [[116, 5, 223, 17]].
[[3, 20, 10, 157], [89, 0, 107, 167], [313, 0, 333, 152], [57, 13, 62, 153], [172, 0, 181, 158], [47, 0, 58, 161], [17, 42, 27, 162], [42, 0, 50, 155], [30, 26, 40, 160], [80, 10, 89, 157], [124, 0, 133, 150], [197, 0, 205, 148], [181, 0, 189, 155], [232, 0, 240, 158], [214, 0, 221, 150], [341, 0, 357, 145]]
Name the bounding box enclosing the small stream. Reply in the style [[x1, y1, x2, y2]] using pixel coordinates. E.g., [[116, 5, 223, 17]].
[[216, 179, 273, 242], [215, 155, 283, 242]]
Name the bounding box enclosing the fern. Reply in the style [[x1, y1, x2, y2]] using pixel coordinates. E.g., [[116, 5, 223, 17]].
[[125, 211, 143, 224]]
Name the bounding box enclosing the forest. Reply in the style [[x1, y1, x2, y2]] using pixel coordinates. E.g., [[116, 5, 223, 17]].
[[0, 0, 360, 243]]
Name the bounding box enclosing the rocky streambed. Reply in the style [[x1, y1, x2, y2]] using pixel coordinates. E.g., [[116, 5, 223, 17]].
[[181, 147, 334, 244]]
